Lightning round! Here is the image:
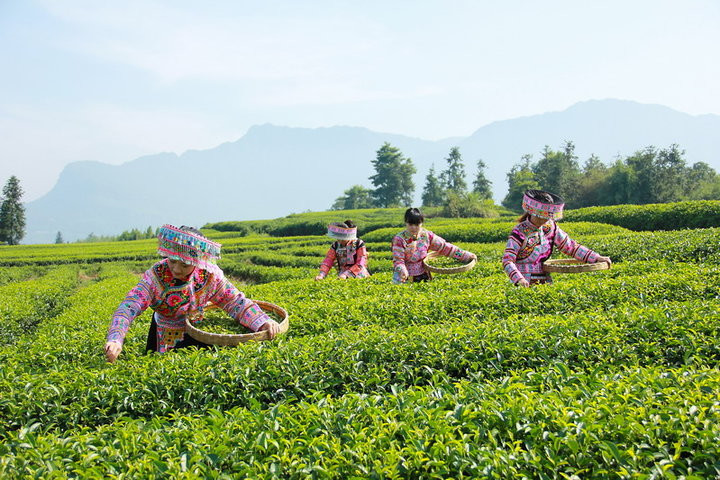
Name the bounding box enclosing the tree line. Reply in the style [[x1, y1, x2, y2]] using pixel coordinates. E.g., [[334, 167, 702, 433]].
[[332, 143, 493, 213], [2, 139, 720, 245], [74, 227, 159, 243], [333, 141, 720, 213], [502, 141, 720, 209]]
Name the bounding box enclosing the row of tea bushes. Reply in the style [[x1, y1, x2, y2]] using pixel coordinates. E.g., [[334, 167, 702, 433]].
[[246, 262, 719, 335], [564, 200, 720, 231], [205, 207, 411, 237], [1, 364, 718, 478], [0, 265, 81, 346], [0, 265, 50, 286], [361, 221, 629, 244], [0, 260, 716, 434], [215, 226, 720, 286], [582, 227, 720, 264]]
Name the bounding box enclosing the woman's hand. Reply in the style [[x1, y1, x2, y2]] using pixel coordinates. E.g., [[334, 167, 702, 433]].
[[597, 256, 612, 268], [517, 278, 530, 288], [260, 320, 281, 340], [469, 253, 477, 261], [104, 341, 122, 363], [314, 274, 324, 281]]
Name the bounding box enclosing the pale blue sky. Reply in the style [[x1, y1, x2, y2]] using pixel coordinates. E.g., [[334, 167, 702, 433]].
[[1, 0, 719, 200]]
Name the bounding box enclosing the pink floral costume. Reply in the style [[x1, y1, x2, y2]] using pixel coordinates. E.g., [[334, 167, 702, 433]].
[[392, 229, 473, 283], [107, 259, 270, 353], [502, 219, 601, 285], [317, 239, 370, 279]]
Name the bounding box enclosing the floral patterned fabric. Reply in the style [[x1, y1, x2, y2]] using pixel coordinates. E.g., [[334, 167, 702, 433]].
[[502, 219, 600, 284], [391, 229, 473, 284], [318, 239, 370, 279], [106, 259, 270, 353]]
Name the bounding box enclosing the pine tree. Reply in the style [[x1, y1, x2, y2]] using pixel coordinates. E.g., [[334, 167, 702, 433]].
[[369, 143, 416, 207], [472, 158, 493, 199], [0, 176, 26, 245], [421, 165, 445, 207], [439, 147, 467, 194], [55, 231, 64, 244]]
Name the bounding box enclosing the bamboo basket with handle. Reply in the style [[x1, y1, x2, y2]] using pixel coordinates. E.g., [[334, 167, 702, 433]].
[[185, 301, 289, 346], [542, 258, 610, 274], [422, 250, 476, 274]]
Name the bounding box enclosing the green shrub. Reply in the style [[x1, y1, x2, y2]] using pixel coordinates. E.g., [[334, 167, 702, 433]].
[[441, 192, 501, 218], [564, 200, 720, 231]]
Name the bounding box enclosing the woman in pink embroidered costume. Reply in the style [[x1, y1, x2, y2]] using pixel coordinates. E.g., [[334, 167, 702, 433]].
[[392, 208, 476, 284], [502, 190, 612, 287], [315, 221, 370, 280], [104, 225, 281, 362]]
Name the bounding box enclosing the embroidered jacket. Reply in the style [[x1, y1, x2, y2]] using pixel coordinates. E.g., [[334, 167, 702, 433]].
[[106, 259, 270, 352], [317, 239, 370, 279], [392, 229, 473, 281], [502, 219, 600, 284]]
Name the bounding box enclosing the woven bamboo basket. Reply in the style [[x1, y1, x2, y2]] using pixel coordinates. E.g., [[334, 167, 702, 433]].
[[185, 301, 289, 346], [422, 250, 476, 274], [542, 258, 610, 274]]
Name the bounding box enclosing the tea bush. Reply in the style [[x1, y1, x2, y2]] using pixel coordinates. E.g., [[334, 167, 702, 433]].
[[0, 203, 718, 478], [564, 200, 720, 231]]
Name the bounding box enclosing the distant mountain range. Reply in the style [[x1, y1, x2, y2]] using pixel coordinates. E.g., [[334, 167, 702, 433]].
[[24, 99, 720, 244]]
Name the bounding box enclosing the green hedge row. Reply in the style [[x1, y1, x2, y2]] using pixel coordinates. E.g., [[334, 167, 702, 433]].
[[1, 364, 718, 478], [0, 266, 81, 346], [0, 261, 716, 434], [564, 200, 720, 231], [362, 221, 629, 244]]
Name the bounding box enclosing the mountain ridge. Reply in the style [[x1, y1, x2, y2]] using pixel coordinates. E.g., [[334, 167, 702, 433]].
[[23, 99, 720, 243]]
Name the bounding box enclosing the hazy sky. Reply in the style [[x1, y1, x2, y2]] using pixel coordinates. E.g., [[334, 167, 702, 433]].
[[1, 0, 719, 201]]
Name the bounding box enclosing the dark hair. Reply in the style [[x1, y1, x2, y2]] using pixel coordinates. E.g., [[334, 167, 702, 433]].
[[404, 208, 424, 225], [525, 189, 563, 204], [343, 220, 356, 228]]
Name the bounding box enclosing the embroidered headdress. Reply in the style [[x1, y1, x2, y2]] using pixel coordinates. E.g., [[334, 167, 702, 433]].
[[157, 225, 222, 274], [327, 222, 357, 241], [522, 189, 565, 220]]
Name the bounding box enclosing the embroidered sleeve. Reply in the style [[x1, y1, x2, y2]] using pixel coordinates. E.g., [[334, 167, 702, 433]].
[[428, 231, 473, 262], [391, 235, 409, 277], [502, 229, 526, 284], [318, 247, 337, 278], [107, 269, 156, 344], [355, 241, 368, 268], [208, 274, 270, 332], [553, 224, 600, 263]]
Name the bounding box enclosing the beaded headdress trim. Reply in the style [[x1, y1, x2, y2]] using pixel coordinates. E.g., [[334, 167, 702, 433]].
[[522, 190, 565, 220], [327, 222, 357, 240], [157, 225, 222, 274]]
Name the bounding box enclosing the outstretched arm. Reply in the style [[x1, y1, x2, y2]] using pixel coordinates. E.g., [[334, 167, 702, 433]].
[[428, 232, 476, 262], [502, 232, 529, 286], [392, 236, 409, 281], [105, 271, 155, 362], [554, 225, 602, 263], [316, 247, 337, 280]]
